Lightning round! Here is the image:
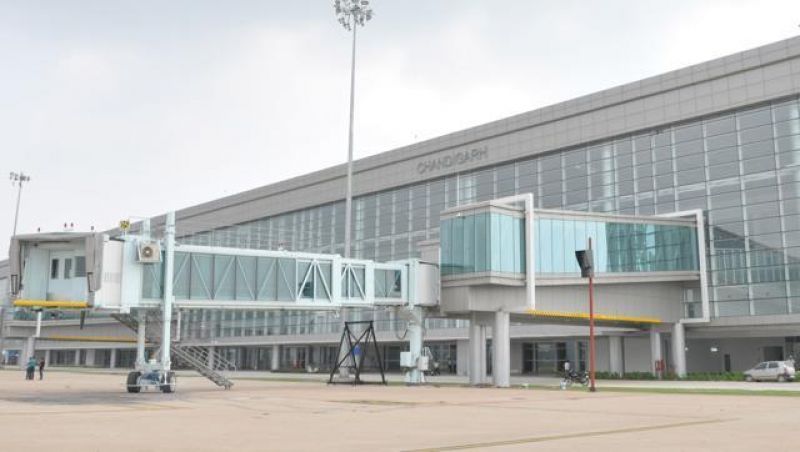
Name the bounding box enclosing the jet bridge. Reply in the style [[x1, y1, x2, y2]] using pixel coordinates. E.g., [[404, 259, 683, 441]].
[[9, 212, 439, 391]]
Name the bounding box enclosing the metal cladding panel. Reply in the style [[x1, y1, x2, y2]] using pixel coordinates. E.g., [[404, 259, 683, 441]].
[[84, 234, 106, 293], [534, 283, 685, 324], [413, 261, 440, 307], [440, 285, 527, 314], [8, 238, 20, 295], [92, 240, 123, 309]]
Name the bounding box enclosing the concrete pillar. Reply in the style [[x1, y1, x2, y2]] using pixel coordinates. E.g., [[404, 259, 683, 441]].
[[207, 346, 216, 369], [671, 323, 687, 377], [492, 311, 510, 388], [74, 349, 81, 366], [468, 314, 482, 385], [35, 310, 42, 337], [22, 337, 35, 369], [456, 339, 469, 376], [479, 325, 488, 384], [109, 348, 117, 369], [271, 344, 280, 371], [608, 336, 623, 376], [44, 349, 51, 367], [650, 329, 663, 377], [85, 349, 96, 367]]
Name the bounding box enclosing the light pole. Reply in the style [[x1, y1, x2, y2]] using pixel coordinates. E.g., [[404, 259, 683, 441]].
[[575, 239, 596, 392], [2, 172, 30, 367], [334, 0, 373, 259], [9, 171, 31, 237], [333, 0, 373, 380]]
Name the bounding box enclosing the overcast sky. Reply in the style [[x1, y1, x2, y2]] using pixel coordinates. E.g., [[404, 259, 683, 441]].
[[2, 0, 800, 253]]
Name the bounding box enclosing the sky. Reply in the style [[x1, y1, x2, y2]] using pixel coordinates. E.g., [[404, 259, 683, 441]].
[[1, 0, 800, 254]]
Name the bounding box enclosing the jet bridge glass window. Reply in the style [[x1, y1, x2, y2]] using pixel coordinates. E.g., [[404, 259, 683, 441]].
[[534, 218, 699, 274], [440, 212, 525, 276]]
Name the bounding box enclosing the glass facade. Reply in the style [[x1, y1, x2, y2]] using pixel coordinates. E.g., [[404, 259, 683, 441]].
[[535, 218, 698, 274], [179, 95, 800, 319], [440, 212, 525, 276]]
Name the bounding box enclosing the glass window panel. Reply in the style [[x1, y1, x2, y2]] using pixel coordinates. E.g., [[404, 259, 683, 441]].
[[674, 140, 704, 157], [496, 164, 515, 196], [190, 254, 213, 300], [518, 160, 537, 195], [540, 219, 552, 272], [741, 139, 775, 158], [774, 119, 800, 138], [740, 124, 774, 144], [635, 149, 653, 164], [745, 186, 779, 204], [708, 162, 740, 180], [213, 255, 235, 300], [774, 100, 800, 122], [738, 107, 772, 129], [395, 188, 410, 234], [706, 115, 736, 136], [674, 124, 703, 143], [675, 154, 705, 171], [475, 213, 489, 272], [653, 146, 672, 161], [676, 168, 705, 186]]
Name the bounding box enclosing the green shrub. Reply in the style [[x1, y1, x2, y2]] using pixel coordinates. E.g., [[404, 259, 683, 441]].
[[593, 371, 745, 381]]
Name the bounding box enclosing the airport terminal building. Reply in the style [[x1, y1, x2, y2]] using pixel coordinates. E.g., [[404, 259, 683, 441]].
[[3, 36, 800, 377]]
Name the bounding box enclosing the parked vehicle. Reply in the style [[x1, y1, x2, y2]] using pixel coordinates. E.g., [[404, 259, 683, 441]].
[[743, 361, 796, 382], [560, 370, 590, 388]]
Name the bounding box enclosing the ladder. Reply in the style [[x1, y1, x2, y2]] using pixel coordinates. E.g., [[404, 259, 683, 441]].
[[112, 311, 235, 390]]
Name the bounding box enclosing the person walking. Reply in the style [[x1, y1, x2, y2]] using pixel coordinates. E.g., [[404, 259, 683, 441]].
[[25, 357, 36, 380], [38, 358, 45, 380]]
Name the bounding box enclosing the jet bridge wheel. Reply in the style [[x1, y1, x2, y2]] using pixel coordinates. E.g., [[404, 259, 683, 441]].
[[126, 371, 142, 394], [161, 371, 177, 393]]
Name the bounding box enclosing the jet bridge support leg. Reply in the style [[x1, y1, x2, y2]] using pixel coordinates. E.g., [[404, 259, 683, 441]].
[[136, 310, 147, 368], [403, 307, 425, 385]]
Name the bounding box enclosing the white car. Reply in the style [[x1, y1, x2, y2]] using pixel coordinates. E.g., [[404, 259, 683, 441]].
[[744, 361, 796, 382]]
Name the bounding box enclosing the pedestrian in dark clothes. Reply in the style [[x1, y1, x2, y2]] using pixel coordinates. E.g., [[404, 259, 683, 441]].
[[25, 357, 36, 380], [39, 359, 45, 380]]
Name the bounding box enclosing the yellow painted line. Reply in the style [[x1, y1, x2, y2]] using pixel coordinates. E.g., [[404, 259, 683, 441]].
[[41, 335, 137, 343], [13, 300, 89, 309], [527, 309, 661, 324]]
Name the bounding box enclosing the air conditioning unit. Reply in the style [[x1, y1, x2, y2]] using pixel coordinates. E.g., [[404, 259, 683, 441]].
[[137, 241, 162, 263]]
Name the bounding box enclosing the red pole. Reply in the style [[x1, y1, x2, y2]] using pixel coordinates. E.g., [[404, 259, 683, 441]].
[[589, 238, 596, 392]]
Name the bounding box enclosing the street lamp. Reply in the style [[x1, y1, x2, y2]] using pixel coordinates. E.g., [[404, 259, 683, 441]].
[[334, 0, 373, 259], [575, 238, 596, 392], [9, 171, 31, 237], [3, 171, 30, 367]]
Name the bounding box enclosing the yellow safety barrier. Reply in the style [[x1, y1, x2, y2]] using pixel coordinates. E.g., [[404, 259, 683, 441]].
[[527, 309, 661, 325], [41, 335, 137, 343], [13, 300, 90, 309]]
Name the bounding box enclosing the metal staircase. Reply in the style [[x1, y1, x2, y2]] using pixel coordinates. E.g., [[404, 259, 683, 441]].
[[112, 311, 235, 390]]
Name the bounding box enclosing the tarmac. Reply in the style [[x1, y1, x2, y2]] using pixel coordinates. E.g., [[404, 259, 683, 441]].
[[0, 368, 797, 451]]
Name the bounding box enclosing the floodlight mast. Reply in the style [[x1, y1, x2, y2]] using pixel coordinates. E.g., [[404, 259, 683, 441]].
[[334, 0, 373, 259], [334, 0, 373, 380], [9, 171, 31, 237]]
